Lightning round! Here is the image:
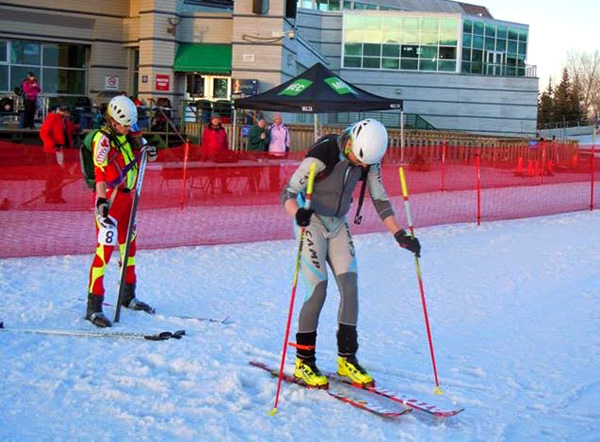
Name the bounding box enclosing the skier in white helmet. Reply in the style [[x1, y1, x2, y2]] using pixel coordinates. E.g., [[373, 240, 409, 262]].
[[281, 118, 421, 388], [85, 95, 157, 327]]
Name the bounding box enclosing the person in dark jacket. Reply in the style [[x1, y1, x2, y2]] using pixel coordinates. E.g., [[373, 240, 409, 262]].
[[247, 117, 270, 151], [21, 72, 41, 129]]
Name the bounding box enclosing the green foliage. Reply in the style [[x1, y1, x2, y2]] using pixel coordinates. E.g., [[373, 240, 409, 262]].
[[537, 68, 586, 129]]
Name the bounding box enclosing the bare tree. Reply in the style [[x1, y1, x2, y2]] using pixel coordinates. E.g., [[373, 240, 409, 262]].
[[565, 50, 600, 120]]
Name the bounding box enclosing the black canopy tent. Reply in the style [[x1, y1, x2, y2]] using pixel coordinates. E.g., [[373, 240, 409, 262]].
[[232, 62, 404, 149]]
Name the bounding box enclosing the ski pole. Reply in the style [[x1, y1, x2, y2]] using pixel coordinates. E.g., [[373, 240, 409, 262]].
[[114, 146, 149, 323], [399, 166, 442, 395], [270, 162, 317, 416]]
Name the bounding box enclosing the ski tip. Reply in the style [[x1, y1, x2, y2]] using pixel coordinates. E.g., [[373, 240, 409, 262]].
[[268, 408, 278, 416]]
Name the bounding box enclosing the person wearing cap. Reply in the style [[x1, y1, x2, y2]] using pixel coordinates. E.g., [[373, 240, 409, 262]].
[[39, 103, 74, 203], [21, 72, 41, 129], [201, 112, 232, 193], [268, 113, 291, 190], [281, 118, 421, 389]]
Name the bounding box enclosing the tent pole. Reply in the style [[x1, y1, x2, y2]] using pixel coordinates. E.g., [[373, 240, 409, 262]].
[[400, 109, 405, 164], [314, 113, 318, 141]]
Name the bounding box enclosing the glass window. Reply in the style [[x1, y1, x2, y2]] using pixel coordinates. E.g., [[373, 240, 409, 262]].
[[463, 33, 472, 48], [344, 43, 362, 56], [354, 2, 368, 9], [329, 0, 341, 10], [471, 61, 482, 74], [402, 30, 419, 44], [42, 68, 85, 95], [439, 60, 456, 72], [383, 30, 402, 43], [420, 32, 438, 45], [403, 17, 419, 30], [10, 66, 40, 90], [485, 37, 495, 50], [343, 0, 352, 8], [473, 35, 484, 49], [401, 45, 418, 58], [496, 38, 507, 52], [419, 59, 437, 71], [463, 19, 473, 34], [518, 41, 527, 54], [0, 65, 7, 91], [43, 43, 86, 68], [187, 74, 205, 96], [363, 43, 381, 57], [421, 17, 439, 32], [382, 16, 399, 30], [439, 47, 456, 60], [401, 59, 418, 70], [365, 3, 377, 9], [300, 0, 312, 8], [344, 56, 361, 67], [362, 57, 380, 68], [213, 78, 228, 99], [462, 48, 471, 61], [461, 61, 471, 73], [472, 49, 483, 62], [382, 44, 399, 57], [518, 29, 528, 42], [345, 14, 363, 29], [497, 25, 507, 39], [363, 15, 382, 29], [382, 58, 399, 69], [419, 45, 437, 60], [316, 0, 328, 10], [0, 40, 6, 62], [441, 18, 458, 30], [508, 28, 518, 40], [11, 40, 41, 65], [507, 40, 517, 54], [485, 24, 496, 38], [473, 21, 484, 36], [439, 30, 457, 46]]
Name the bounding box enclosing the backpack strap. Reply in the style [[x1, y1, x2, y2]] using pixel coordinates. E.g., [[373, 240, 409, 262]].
[[353, 165, 371, 225]]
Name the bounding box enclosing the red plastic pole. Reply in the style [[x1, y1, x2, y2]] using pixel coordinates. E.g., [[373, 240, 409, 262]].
[[270, 163, 317, 416], [440, 139, 446, 191], [591, 145, 595, 211], [476, 150, 481, 226], [180, 141, 190, 210]]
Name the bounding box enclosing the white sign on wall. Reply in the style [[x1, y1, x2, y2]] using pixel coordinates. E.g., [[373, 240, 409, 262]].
[[105, 75, 120, 91]]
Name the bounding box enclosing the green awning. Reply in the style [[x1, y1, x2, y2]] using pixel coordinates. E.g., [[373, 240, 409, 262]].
[[174, 43, 232, 74]]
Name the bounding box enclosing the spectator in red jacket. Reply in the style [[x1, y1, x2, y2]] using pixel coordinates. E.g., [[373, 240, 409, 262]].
[[21, 72, 41, 129], [200, 113, 231, 193], [39, 103, 73, 203]]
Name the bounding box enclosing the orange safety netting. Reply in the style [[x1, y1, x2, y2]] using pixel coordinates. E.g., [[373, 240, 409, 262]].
[[0, 140, 598, 258]]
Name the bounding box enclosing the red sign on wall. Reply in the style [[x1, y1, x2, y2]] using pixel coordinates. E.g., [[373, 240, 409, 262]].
[[155, 74, 170, 91]]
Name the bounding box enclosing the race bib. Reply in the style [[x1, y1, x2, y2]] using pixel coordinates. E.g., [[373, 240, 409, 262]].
[[97, 216, 118, 246]]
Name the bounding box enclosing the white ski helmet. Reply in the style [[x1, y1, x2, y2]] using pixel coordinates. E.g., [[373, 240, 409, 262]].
[[348, 118, 388, 164], [107, 95, 138, 126]]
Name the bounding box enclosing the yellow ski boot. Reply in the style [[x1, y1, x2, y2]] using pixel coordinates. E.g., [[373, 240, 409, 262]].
[[294, 358, 329, 389], [337, 355, 374, 387]]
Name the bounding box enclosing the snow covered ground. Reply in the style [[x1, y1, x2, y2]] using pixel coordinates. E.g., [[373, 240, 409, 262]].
[[1, 210, 600, 441]]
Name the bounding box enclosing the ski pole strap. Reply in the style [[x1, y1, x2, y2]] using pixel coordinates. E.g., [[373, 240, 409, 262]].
[[106, 147, 147, 189], [353, 166, 370, 224], [288, 342, 316, 351]]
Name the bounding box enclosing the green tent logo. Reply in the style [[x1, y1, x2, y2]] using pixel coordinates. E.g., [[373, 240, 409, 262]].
[[325, 77, 356, 95], [278, 79, 313, 96]]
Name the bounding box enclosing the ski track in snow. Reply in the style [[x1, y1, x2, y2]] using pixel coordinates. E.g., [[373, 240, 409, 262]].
[[1, 211, 600, 441]]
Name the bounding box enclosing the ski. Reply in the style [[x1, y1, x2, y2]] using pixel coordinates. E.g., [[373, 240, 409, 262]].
[[249, 361, 411, 419], [0, 321, 186, 341], [156, 313, 232, 324], [326, 373, 464, 418]]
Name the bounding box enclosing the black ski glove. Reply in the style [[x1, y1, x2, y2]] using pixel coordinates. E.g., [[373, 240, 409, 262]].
[[395, 229, 421, 257], [295, 208, 314, 227], [95, 197, 109, 219]]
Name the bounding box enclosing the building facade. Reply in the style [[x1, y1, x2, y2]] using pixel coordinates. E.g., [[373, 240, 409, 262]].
[[0, 0, 538, 136]]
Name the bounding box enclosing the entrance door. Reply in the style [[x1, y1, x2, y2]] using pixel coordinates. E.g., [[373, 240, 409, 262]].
[[485, 51, 505, 75]]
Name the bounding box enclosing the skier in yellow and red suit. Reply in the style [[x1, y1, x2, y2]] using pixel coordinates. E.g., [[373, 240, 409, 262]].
[[85, 95, 157, 328]]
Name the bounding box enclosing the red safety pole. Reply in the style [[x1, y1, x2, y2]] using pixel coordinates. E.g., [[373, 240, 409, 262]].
[[270, 163, 317, 416], [399, 167, 442, 395], [476, 149, 481, 226], [591, 145, 595, 211], [180, 140, 190, 210], [440, 138, 447, 191]]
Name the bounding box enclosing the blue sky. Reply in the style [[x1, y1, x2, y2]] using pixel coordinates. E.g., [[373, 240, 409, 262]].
[[480, 0, 599, 89]]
